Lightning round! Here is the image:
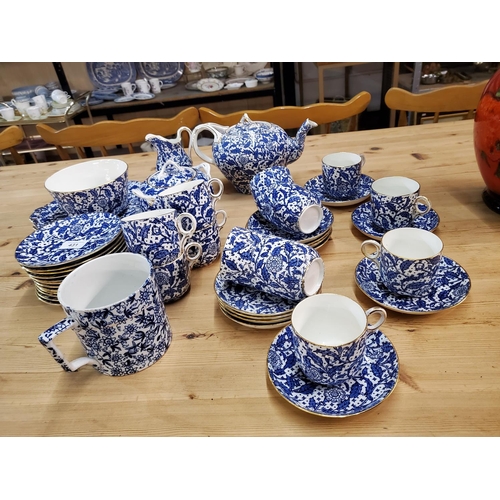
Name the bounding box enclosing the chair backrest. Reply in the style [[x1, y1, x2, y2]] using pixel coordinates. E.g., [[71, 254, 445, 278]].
[[198, 91, 371, 132], [385, 81, 488, 126], [0, 125, 25, 165], [36, 107, 200, 160]]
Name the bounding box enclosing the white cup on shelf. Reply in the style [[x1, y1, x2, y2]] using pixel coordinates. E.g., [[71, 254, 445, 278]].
[[0, 106, 15, 120], [135, 79, 151, 93], [149, 78, 163, 94], [26, 106, 42, 120]]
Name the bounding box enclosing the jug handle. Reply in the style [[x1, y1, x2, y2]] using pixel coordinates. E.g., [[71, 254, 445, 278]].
[[38, 317, 100, 372], [191, 123, 224, 164]]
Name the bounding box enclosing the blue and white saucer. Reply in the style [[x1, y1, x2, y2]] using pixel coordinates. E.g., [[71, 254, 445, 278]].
[[214, 272, 298, 317], [267, 326, 399, 417], [352, 201, 440, 240], [15, 212, 122, 268], [246, 206, 333, 246], [303, 174, 373, 207], [355, 256, 471, 314]]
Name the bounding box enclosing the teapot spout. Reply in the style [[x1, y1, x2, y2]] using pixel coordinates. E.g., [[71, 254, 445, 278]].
[[287, 118, 318, 164]]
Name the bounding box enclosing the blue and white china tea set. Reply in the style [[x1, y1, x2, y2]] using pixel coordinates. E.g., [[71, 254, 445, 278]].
[[14, 114, 471, 419]]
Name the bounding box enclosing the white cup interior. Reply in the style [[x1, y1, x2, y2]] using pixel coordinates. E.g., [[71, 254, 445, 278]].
[[158, 179, 204, 196], [58, 253, 151, 310], [45, 158, 127, 193], [303, 258, 325, 296], [292, 293, 366, 346], [323, 152, 362, 168], [122, 207, 176, 222], [372, 176, 420, 196], [383, 227, 443, 259], [298, 204, 323, 234]]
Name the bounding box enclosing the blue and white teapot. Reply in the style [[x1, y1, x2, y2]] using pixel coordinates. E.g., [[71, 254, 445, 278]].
[[190, 114, 318, 194]]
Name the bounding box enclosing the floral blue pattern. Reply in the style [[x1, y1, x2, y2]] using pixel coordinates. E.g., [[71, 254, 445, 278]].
[[303, 174, 373, 207], [220, 227, 323, 302], [352, 202, 440, 240], [148, 135, 193, 168], [267, 326, 399, 417], [15, 213, 122, 268], [135, 63, 184, 83], [355, 256, 471, 314], [250, 166, 323, 234], [191, 115, 317, 194]]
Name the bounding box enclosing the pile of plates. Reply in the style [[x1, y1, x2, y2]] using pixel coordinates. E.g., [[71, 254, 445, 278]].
[[214, 272, 298, 329], [15, 213, 126, 305], [245, 206, 333, 249]]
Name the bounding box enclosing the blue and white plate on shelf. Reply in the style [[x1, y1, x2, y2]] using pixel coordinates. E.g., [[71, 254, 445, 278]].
[[352, 201, 440, 241], [355, 256, 471, 314], [15, 212, 122, 268], [303, 174, 373, 207], [114, 95, 135, 103], [214, 272, 298, 318], [246, 206, 333, 248], [133, 92, 155, 100], [267, 326, 399, 417], [135, 63, 184, 84], [91, 90, 118, 100], [86, 62, 137, 91]]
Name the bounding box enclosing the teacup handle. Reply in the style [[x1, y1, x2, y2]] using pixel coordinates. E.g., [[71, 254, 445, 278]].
[[365, 306, 387, 331], [38, 318, 99, 372], [359, 153, 366, 168], [176, 212, 197, 238], [215, 209, 227, 228], [208, 177, 224, 200], [184, 241, 203, 267], [360, 239, 381, 268], [415, 195, 431, 217]]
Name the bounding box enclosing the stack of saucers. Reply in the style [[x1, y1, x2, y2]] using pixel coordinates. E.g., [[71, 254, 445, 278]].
[[214, 272, 299, 329], [15, 212, 126, 305], [246, 207, 333, 249]]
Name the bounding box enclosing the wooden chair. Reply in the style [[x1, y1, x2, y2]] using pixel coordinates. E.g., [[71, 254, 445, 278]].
[[36, 107, 200, 160], [0, 125, 25, 165], [385, 81, 488, 127], [198, 91, 371, 133]]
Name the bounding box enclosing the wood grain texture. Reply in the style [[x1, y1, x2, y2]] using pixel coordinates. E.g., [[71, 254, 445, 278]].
[[1, 120, 499, 436]]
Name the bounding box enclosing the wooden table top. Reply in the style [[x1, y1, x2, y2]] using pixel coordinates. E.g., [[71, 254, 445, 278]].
[[1, 119, 499, 437]]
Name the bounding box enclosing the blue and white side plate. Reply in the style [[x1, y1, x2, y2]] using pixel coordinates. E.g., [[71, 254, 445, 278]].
[[352, 201, 440, 240], [86, 62, 137, 91], [16, 212, 122, 268], [135, 63, 184, 84], [214, 272, 298, 316], [355, 256, 471, 314], [133, 92, 155, 100], [246, 206, 333, 244], [268, 326, 399, 417], [304, 174, 373, 207]]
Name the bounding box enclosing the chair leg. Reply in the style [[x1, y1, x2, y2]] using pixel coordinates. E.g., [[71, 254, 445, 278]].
[[9, 147, 25, 165]]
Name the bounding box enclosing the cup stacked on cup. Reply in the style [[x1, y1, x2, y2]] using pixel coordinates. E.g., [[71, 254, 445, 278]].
[[248, 165, 332, 247], [133, 161, 227, 267], [121, 208, 202, 303], [215, 226, 325, 328]]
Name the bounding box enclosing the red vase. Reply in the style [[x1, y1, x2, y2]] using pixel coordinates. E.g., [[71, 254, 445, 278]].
[[474, 69, 500, 213]]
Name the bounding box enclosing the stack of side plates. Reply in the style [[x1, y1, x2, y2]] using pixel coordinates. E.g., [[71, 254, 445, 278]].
[[245, 206, 333, 249], [214, 272, 299, 329], [15, 212, 126, 305]]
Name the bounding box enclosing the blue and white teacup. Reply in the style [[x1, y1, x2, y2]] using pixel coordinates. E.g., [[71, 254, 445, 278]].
[[149, 177, 224, 229], [291, 293, 386, 386], [44, 158, 129, 216], [250, 166, 322, 235], [38, 253, 171, 376], [370, 176, 431, 231], [361, 227, 443, 297], [153, 241, 202, 303], [322, 152, 365, 199], [219, 227, 324, 302], [121, 208, 197, 266]]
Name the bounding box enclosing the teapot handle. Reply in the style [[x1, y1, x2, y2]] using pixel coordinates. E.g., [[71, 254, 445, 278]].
[[191, 123, 224, 164]]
